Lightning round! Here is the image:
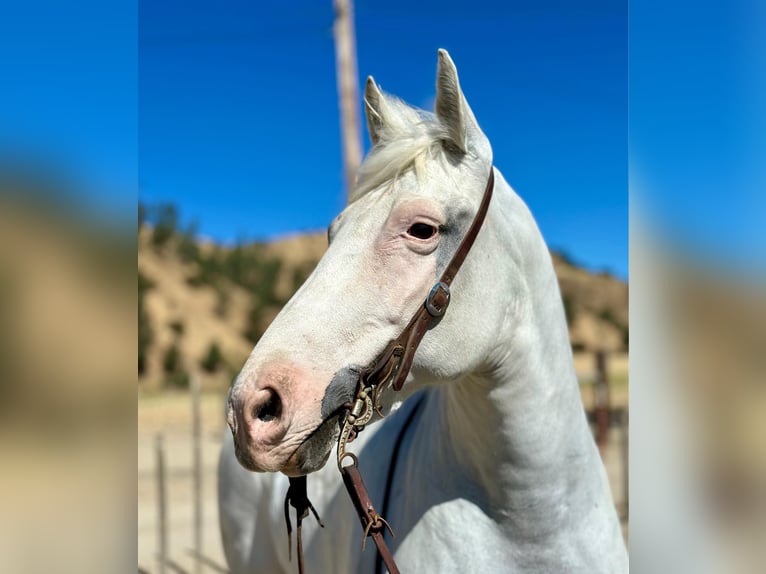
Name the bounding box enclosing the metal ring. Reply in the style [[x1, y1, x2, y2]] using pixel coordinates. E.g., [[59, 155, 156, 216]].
[[337, 451, 359, 471]]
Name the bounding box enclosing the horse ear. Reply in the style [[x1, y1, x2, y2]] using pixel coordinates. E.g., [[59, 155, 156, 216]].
[[364, 76, 387, 146], [435, 49, 481, 154]]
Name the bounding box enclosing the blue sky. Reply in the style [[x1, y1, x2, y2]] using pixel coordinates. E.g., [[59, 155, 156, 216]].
[[630, 0, 765, 274], [0, 0, 137, 218], [139, 0, 628, 278], [2, 2, 762, 281]]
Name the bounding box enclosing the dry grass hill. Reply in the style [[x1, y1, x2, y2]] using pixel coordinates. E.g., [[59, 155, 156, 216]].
[[138, 226, 627, 389]]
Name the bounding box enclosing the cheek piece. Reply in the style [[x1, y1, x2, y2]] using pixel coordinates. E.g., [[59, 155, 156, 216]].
[[285, 168, 495, 574]]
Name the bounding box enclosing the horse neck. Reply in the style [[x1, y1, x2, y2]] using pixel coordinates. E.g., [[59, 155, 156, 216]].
[[418, 174, 605, 536]]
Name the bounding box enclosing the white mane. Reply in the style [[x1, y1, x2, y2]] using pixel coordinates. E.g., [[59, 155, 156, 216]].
[[350, 94, 451, 204]]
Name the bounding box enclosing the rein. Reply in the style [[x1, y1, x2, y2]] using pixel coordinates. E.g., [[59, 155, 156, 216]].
[[285, 167, 495, 573]]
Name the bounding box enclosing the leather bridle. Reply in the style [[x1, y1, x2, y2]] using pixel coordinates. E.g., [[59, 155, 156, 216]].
[[285, 167, 495, 574]]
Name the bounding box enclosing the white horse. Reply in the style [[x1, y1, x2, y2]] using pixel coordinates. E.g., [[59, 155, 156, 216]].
[[218, 50, 628, 573]]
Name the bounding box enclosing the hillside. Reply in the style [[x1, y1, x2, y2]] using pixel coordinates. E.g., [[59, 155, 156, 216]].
[[138, 226, 628, 388]]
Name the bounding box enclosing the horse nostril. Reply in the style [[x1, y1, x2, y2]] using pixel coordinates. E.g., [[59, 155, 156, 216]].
[[255, 389, 282, 423]]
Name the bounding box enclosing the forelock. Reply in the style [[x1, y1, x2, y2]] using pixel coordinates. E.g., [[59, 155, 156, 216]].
[[349, 96, 452, 204]]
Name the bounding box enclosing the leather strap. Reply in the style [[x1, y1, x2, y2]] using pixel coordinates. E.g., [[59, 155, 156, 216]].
[[338, 167, 495, 573], [375, 395, 425, 574], [361, 167, 495, 393], [341, 465, 400, 574], [286, 167, 495, 574], [285, 476, 324, 574]]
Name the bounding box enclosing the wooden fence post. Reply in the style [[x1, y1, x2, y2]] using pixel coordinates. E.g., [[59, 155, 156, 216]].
[[191, 375, 203, 574], [155, 433, 167, 574], [594, 350, 611, 448]]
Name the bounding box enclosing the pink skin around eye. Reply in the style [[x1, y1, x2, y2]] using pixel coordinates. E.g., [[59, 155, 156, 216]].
[[376, 199, 444, 256], [370, 199, 441, 324]]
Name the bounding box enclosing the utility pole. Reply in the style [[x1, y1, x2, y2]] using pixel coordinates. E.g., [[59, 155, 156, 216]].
[[332, 0, 363, 197]]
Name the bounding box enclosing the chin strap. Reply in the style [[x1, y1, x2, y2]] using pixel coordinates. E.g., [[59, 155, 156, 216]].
[[284, 475, 324, 574]]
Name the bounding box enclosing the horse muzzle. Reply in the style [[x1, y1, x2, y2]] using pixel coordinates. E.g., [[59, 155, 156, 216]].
[[226, 360, 337, 474]]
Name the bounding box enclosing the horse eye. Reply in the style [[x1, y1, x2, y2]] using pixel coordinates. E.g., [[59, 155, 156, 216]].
[[406, 223, 437, 240]]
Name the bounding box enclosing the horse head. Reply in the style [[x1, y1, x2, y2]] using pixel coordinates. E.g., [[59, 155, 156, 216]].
[[226, 50, 505, 476]]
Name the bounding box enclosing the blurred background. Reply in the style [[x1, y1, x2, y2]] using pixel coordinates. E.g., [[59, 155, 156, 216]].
[[0, 1, 763, 573]]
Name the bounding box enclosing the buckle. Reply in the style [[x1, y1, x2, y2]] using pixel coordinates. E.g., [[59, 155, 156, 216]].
[[425, 282, 450, 317]]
